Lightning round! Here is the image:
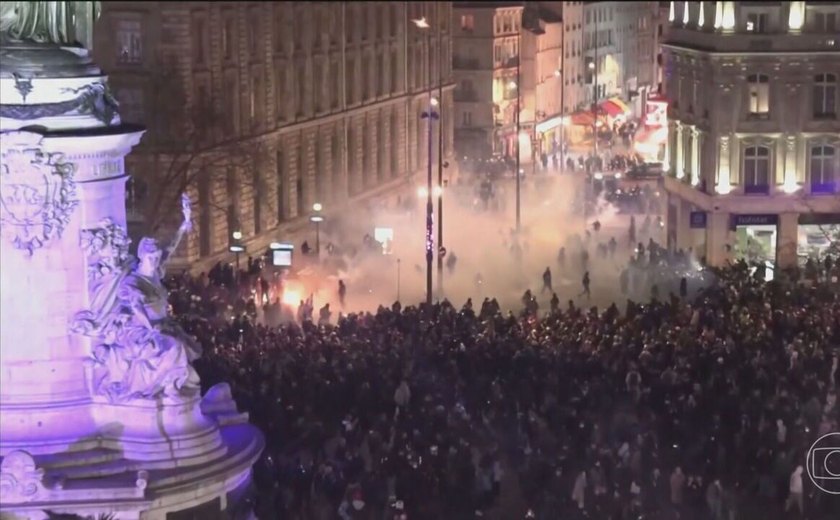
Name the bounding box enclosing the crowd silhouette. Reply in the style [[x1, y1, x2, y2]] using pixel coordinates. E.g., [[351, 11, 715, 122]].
[[164, 250, 840, 520]]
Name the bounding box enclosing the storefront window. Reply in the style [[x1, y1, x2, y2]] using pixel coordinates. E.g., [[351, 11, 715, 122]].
[[797, 223, 840, 264], [733, 215, 777, 280]]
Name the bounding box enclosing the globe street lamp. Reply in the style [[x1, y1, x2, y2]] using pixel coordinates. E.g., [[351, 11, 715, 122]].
[[310, 202, 324, 257]]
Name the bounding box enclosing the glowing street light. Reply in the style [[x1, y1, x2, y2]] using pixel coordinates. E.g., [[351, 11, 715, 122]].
[[308, 202, 324, 256], [430, 96, 439, 107], [231, 230, 243, 240], [412, 16, 430, 29]]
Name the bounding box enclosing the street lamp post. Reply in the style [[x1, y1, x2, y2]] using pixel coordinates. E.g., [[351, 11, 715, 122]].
[[515, 28, 522, 233], [414, 15, 436, 306], [229, 229, 245, 273], [310, 202, 324, 257], [586, 15, 600, 224], [436, 12, 445, 298]]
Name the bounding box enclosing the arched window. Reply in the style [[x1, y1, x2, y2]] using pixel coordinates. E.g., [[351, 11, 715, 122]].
[[314, 138, 323, 204], [296, 141, 305, 216], [376, 115, 385, 183], [743, 145, 771, 194], [810, 144, 836, 194], [747, 74, 769, 116], [363, 119, 372, 187], [813, 74, 837, 117], [276, 148, 285, 221], [391, 109, 400, 178], [347, 126, 357, 196], [330, 131, 341, 201]]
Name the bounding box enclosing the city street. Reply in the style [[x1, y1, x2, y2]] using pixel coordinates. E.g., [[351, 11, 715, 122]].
[[271, 168, 671, 319]]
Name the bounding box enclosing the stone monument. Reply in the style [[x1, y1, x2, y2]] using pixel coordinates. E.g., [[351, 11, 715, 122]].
[[0, 2, 264, 518]]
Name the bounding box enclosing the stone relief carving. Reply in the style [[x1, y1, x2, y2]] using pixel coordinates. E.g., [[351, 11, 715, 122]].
[[79, 217, 131, 282], [0, 2, 101, 47], [0, 82, 120, 126], [72, 194, 201, 403], [0, 451, 46, 504], [0, 131, 78, 255], [12, 72, 33, 102]]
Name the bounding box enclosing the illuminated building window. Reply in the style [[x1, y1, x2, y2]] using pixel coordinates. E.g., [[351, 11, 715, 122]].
[[743, 145, 771, 194], [810, 145, 837, 193], [747, 74, 769, 116]]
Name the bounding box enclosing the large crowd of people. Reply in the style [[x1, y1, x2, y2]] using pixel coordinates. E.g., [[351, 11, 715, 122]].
[[164, 228, 840, 520]]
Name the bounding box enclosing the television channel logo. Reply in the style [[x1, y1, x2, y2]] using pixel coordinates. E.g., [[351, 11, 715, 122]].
[[806, 432, 840, 494]]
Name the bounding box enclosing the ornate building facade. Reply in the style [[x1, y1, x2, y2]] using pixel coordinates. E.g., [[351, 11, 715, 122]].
[[663, 1, 839, 269], [95, 2, 454, 266], [581, 1, 660, 114], [452, 2, 526, 158]]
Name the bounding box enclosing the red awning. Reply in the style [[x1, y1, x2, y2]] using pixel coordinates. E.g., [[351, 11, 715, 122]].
[[570, 111, 595, 126], [599, 98, 631, 117]]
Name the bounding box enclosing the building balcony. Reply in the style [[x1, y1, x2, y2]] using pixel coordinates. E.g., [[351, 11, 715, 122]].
[[664, 27, 838, 54], [453, 57, 483, 70]]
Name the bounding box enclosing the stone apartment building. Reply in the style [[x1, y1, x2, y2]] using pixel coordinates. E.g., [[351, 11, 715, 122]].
[[557, 1, 585, 114], [452, 2, 526, 158], [95, 1, 454, 267], [581, 1, 659, 114], [662, 1, 839, 269], [451, 2, 565, 161]]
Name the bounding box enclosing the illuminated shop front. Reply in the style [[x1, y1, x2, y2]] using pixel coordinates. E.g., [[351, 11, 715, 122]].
[[797, 213, 840, 265], [731, 214, 778, 279], [635, 96, 669, 163]]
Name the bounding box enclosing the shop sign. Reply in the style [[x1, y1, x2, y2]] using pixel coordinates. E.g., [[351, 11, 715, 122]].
[[733, 214, 779, 227]]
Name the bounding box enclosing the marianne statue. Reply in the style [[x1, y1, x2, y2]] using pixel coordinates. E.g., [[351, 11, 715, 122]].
[[0, 1, 100, 48], [72, 194, 202, 403]]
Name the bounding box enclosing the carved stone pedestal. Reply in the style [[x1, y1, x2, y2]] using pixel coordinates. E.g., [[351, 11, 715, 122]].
[[0, 16, 263, 520], [90, 395, 227, 467]]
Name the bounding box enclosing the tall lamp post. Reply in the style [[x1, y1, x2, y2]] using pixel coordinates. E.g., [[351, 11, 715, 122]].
[[586, 15, 600, 224], [414, 15, 436, 306], [515, 27, 522, 233], [229, 229, 245, 273], [310, 202, 324, 257], [436, 10, 446, 298]]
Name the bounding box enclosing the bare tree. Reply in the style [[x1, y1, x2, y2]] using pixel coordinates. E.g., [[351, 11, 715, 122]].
[[127, 56, 271, 240]]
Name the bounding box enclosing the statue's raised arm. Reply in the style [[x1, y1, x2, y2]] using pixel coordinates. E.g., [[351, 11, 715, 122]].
[[0, 1, 100, 48], [162, 193, 192, 267]]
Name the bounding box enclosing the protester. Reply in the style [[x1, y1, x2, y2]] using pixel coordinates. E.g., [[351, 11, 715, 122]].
[[163, 220, 839, 520]]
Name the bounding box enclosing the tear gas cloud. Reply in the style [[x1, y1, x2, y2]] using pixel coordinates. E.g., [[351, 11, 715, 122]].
[[308, 175, 655, 314]]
